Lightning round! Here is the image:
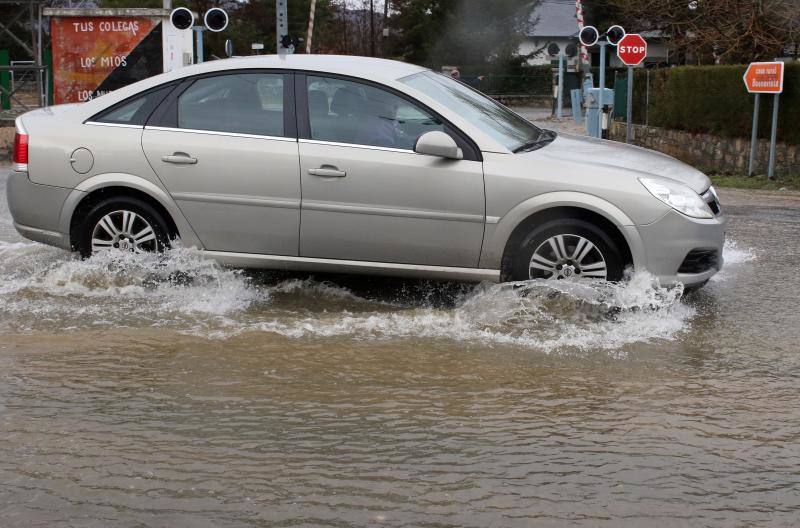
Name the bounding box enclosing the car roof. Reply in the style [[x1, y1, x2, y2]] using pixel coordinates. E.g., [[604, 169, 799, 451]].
[[169, 54, 428, 83], [66, 54, 510, 153]]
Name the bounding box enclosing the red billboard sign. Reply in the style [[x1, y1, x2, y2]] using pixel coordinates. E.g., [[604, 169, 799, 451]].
[[50, 16, 163, 104], [743, 62, 784, 94], [616, 34, 647, 66]]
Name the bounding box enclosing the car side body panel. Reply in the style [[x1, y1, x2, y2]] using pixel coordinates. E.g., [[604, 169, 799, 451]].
[[142, 128, 301, 255], [478, 150, 669, 270], [6, 171, 72, 249], [297, 141, 486, 268], [23, 113, 153, 190], [61, 172, 204, 249], [479, 190, 647, 271], [17, 109, 204, 249]]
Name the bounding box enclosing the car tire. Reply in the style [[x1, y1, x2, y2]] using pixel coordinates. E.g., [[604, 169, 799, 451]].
[[508, 218, 625, 282], [77, 196, 171, 258]]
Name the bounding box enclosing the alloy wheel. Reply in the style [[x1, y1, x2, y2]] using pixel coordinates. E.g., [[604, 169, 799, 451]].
[[528, 234, 607, 280], [90, 210, 158, 253]]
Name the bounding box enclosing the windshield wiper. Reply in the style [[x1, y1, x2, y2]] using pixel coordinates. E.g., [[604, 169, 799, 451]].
[[513, 129, 557, 153]]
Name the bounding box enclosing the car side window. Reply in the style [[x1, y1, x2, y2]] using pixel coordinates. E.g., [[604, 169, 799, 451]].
[[92, 85, 174, 126], [177, 73, 284, 137], [306, 75, 444, 150]]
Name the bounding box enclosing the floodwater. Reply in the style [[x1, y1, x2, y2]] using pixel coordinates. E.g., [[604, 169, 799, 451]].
[[1, 169, 799, 527]]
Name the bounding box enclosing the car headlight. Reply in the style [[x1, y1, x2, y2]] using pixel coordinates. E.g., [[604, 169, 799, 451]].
[[639, 177, 713, 219]]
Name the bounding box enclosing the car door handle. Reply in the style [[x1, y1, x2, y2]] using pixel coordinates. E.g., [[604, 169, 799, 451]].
[[308, 167, 346, 178], [162, 153, 197, 165]]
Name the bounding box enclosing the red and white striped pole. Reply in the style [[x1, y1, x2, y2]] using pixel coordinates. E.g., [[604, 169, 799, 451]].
[[575, 0, 590, 69], [306, 0, 317, 54]]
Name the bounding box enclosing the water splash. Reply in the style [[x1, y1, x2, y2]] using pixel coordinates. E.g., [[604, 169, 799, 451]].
[[722, 239, 757, 265], [206, 271, 693, 351], [711, 239, 757, 282], [1, 240, 700, 351], [0, 245, 262, 330]]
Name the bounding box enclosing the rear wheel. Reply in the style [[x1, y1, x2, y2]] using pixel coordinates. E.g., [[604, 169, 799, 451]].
[[509, 218, 625, 282], [77, 196, 171, 258]]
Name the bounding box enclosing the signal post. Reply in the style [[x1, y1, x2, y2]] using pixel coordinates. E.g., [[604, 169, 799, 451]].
[[578, 24, 626, 138], [743, 62, 785, 179], [616, 34, 647, 144]]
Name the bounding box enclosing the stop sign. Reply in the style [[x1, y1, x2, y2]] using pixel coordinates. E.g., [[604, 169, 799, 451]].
[[616, 34, 647, 66]]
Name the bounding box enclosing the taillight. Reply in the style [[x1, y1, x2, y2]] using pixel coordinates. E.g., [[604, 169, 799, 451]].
[[12, 118, 28, 172]]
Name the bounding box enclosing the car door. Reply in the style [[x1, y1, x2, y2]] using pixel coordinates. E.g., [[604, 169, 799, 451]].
[[297, 74, 485, 268], [142, 71, 300, 255]]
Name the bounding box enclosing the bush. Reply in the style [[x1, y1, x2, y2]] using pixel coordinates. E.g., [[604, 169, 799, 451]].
[[631, 63, 800, 144]]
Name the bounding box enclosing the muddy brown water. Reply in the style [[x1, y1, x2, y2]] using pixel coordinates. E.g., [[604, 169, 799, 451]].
[[1, 169, 799, 527]]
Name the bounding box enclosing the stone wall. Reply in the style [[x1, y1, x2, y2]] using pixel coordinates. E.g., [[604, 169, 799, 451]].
[[609, 121, 800, 177]]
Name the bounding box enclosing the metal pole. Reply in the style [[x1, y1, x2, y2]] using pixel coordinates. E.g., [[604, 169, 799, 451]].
[[383, 0, 390, 56], [597, 40, 606, 138], [276, 0, 288, 55], [645, 69, 650, 126], [37, 1, 42, 65], [38, 0, 43, 106], [626, 65, 633, 143], [194, 27, 204, 63], [306, 0, 317, 54], [556, 53, 564, 119], [748, 93, 760, 176], [370, 0, 376, 57], [31, 0, 42, 107], [767, 93, 780, 180]]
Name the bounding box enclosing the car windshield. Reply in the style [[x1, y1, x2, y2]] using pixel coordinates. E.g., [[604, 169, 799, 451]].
[[400, 71, 543, 152]]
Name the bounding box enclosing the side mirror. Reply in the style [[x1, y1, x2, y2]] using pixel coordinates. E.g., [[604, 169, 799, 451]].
[[414, 131, 463, 160]]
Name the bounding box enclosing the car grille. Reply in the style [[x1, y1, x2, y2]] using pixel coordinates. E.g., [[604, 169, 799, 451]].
[[678, 249, 719, 274], [702, 187, 721, 215]]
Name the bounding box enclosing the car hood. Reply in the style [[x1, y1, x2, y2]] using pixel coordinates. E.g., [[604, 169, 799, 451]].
[[534, 132, 711, 194]]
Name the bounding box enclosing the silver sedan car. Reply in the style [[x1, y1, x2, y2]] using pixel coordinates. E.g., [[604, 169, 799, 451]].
[[7, 55, 725, 287]]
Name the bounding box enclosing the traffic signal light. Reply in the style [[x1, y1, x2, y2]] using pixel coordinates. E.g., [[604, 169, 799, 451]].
[[280, 35, 303, 49]]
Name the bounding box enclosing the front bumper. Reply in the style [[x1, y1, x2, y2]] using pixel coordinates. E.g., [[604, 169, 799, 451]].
[[6, 170, 72, 249], [627, 208, 726, 287]]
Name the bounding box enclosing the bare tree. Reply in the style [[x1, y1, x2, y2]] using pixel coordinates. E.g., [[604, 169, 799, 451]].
[[326, 0, 385, 56], [600, 0, 794, 64]]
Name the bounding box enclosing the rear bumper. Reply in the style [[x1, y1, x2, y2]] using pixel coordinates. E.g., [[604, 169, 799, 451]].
[[12, 221, 71, 249], [629, 208, 726, 287], [6, 170, 72, 250]]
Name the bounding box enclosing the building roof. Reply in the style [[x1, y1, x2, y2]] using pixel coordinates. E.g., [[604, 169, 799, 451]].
[[528, 0, 579, 38]]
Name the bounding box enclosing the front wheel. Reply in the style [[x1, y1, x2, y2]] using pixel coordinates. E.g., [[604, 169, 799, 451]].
[[77, 196, 171, 258], [508, 218, 625, 282]]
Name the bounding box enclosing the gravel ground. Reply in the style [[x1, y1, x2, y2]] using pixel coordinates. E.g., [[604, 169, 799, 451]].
[[510, 105, 588, 135]]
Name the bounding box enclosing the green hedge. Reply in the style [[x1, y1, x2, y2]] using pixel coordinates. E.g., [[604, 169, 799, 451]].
[[631, 64, 800, 144], [458, 64, 553, 96]]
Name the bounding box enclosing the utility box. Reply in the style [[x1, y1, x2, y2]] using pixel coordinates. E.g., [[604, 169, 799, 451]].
[[585, 87, 614, 138]]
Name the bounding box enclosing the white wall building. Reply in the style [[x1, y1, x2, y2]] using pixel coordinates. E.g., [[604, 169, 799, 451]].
[[519, 0, 580, 66], [520, 1, 670, 68]]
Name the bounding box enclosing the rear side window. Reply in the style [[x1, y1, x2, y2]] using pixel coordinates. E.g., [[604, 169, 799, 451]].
[[92, 85, 174, 126], [177, 73, 284, 137]]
